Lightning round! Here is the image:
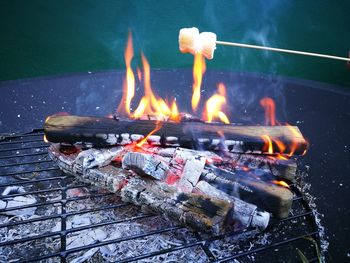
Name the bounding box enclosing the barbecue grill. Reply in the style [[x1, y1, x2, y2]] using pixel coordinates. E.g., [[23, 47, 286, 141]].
[[0, 128, 324, 262]]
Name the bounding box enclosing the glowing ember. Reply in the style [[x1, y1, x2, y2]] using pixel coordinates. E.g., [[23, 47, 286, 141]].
[[203, 83, 230, 124], [260, 97, 277, 126], [192, 53, 206, 112], [271, 180, 290, 188]]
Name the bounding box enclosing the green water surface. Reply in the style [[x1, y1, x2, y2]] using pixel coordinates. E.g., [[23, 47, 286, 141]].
[[1, 0, 350, 87]]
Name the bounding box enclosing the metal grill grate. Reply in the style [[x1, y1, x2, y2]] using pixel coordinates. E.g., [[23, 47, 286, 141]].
[[0, 129, 322, 263]]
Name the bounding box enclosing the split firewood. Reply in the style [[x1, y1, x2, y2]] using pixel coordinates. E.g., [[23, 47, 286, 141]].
[[194, 181, 269, 229], [122, 152, 169, 180], [48, 144, 270, 233], [200, 169, 293, 219], [44, 115, 308, 156], [55, 144, 293, 218]]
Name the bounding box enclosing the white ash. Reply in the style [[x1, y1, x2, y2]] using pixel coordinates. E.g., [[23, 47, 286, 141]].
[[0, 186, 37, 217], [296, 167, 329, 262], [0, 142, 327, 262]]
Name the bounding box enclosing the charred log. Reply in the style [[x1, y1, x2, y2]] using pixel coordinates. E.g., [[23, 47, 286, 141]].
[[44, 115, 308, 155], [48, 144, 270, 233], [200, 169, 293, 219]]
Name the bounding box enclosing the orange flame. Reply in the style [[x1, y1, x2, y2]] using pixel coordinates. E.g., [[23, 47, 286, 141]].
[[136, 121, 162, 147], [192, 53, 206, 112], [274, 138, 286, 153], [286, 124, 302, 156], [271, 180, 290, 188], [136, 67, 142, 82], [131, 53, 180, 121], [260, 97, 276, 126], [203, 83, 230, 124], [261, 135, 273, 154], [118, 31, 135, 115]]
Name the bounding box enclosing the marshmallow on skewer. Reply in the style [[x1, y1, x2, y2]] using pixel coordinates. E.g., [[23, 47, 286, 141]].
[[178, 27, 217, 60], [198, 32, 217, 59], [179, 27, 199, 54]]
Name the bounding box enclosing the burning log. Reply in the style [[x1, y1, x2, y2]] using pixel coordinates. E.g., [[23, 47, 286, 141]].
[[44, 115, 308, 155], [200, 169, 293, 219], [48, 144, 270, 233]]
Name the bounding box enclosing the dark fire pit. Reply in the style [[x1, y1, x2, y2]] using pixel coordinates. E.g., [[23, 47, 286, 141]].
[[1, 69, 348, 261]]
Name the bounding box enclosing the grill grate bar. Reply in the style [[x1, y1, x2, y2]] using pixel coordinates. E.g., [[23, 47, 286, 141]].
[[0, 193, 123, 228], [0, 187, 114, 200], [0, 151, 48, 160], [214, 231, 319, 262], [0, 176, 69, 187], [0, 138, 44, 146], [0, 159, 53, 168], [0, 193, 126, 213], [119, 241, 205, 263], [0, 144, 49, 153], [0, 129, 323, 263], [0, 167, 60, 177]]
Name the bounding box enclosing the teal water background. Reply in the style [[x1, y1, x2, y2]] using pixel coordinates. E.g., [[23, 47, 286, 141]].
[[1, 0, 350, 87]]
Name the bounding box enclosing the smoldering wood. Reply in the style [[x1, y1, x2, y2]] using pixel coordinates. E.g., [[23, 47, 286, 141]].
[[122, 152, 169, 180], [194, 181, 270, 230], [152, 147, 296, 181], [200, 169, 293, 219], [49, 144, 270, 233], [169, 148, 206, 193], [44, 115, 308, 155], [233, 153, 297, 182]]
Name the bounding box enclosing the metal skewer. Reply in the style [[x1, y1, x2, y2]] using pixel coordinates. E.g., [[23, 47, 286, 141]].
[[216, 40, 350, 62]]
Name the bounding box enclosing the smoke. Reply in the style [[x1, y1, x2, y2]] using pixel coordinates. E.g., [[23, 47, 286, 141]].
[[202, 0, 290, 125], [75, 74, 121, 116]]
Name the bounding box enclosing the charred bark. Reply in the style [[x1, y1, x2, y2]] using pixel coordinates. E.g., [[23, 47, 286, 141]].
[[200, 169, 293, 219], [44, 115, 308, 155], [48, 144, 270, 233]]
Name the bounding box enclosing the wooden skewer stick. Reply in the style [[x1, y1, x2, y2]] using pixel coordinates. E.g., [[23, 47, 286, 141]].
[[216, 40, 350, 62]]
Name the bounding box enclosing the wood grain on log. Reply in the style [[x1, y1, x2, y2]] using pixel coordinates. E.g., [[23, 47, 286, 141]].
[[44, 115, 308, 155]]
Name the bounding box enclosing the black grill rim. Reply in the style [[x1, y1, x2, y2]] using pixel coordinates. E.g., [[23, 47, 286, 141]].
[[0, 129, 323, 263]]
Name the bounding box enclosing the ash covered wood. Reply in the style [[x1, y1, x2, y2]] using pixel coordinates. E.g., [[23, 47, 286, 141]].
[[48, 144, 271, 233], [200, 169, 293, 219], [44, 115, 308, 155], [122, 152, 168, 180]]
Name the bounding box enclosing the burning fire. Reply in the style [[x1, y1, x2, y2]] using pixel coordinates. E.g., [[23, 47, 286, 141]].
[[271, 180, 290, 188], [114, 32, 306, 158], [260, 97, 277, 126], [117, 31, 135, 116], [203, 83, 230, 124], [261, 135, 273, 154], [192, 53, 206, 112], [117, 33, 180, 121], [117, 32, 228, 125], [136, 121, 163, 147]]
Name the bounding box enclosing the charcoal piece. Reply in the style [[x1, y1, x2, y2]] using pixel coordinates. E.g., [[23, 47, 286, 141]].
[[121, 179, 232, 234], [122, 152, 168, 180], [171, 148, 206, 193], [49, 144, 234, 234], [194, 181, 270, 230], [200, 169, 293, 219], [75, 147, 123, 170]]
